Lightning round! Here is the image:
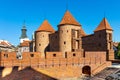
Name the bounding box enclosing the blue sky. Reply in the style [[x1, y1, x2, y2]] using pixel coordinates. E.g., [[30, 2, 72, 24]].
[[0, 0, 120, 46]]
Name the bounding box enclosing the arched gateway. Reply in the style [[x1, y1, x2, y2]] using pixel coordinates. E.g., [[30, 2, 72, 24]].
[[82, 66, 91, 76]]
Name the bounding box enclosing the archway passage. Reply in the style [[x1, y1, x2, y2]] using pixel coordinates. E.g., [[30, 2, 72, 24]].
[[82, 66, 91, 76]]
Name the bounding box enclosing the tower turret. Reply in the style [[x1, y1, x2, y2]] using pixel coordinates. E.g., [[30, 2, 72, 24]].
[[94, 17, 114, 60], [20, 22, 29, 43], [35, 20, 55, 58], [94, 18, 113, 50], [58, 10, 84, 57]]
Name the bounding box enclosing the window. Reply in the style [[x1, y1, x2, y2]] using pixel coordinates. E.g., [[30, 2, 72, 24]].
[[109, 42, 112, 49], [73, 53, 76, 57], [53, 54, 56, 57], [109, 33, 112, 40], [39, 44, 41, 46], [30, 54, 34, 57], [75, 40, 79, 49], [75, 30, 78, 38], [65, 52, 67, 58], [67, 30, 68, 33], [72, 49, 75, 52], [64, 41, 66, 45], [4, 54, 8, 58]]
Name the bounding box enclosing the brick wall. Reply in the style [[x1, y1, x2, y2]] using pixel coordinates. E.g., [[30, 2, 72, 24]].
[[49, 32, 59, 51], [0, 51, 108, 67], [35, 31, 52, 58], [82, 30, 108, 51], [0, 51, 111, 78]]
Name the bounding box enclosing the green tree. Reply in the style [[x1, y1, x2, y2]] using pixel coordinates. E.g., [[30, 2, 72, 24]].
[[116, 43, 120, 59]]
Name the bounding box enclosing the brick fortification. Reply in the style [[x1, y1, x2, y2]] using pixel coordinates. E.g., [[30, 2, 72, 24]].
[[0, 10, 114, 79], [0, 51, 111, 79], [82, 18, 114, 60]]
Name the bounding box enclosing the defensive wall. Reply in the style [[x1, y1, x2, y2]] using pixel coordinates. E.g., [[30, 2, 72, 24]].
[[0, 51, 111, 78]]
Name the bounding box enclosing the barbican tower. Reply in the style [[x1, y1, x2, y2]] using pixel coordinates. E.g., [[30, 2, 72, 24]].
[[58, 10, 85, 57], [35, 20, 55, 58]]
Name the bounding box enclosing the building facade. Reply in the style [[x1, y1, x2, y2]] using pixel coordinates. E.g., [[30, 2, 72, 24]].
[[34, 10, 114, 60], [0, 40, 15, 52]]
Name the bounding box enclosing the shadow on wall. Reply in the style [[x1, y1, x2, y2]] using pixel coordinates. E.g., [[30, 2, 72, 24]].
[[0, 67, 57, 80], [45, 44, 50, 58]]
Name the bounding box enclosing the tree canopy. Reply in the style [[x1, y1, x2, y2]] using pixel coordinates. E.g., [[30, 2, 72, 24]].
[[115, 43, 120, 59]]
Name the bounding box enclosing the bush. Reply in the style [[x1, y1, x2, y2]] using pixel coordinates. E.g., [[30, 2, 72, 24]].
[[116, 43, 120, 59]]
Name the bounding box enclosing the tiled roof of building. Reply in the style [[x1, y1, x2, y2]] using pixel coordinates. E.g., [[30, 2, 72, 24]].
[[0, 42, 9, 46], [59, 10, 81, 26], [36, 20, 55, 33], [20, 40, 30, 47], [0, 40, 12, 47], [94, 18, 113, 32]]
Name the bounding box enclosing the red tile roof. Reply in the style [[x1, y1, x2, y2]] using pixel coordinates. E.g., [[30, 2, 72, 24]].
[[20, 41, 30, 47], [94, 18, 113, 32], [0, 42, 8, 45], [59, 10, 81, 26], [0, 40, 12, 46], [36, 20, 55, 33]]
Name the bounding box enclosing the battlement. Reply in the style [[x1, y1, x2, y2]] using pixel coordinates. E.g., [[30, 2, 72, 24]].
[[0, 51, 112, 78], [0, 51, 107, 67]]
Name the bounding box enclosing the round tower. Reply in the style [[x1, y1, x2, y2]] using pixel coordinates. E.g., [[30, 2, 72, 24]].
[[58, 10, 82, 57], [35, 20, 55, 58]]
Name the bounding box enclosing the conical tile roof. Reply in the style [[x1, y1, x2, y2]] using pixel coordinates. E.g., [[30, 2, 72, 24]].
[[94, 18, 113, 32], [36, 20, 55, 33], [59, 10, 81, 26]]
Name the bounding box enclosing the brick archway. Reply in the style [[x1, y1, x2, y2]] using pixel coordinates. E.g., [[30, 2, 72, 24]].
[[82, 66, 91, 76]]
